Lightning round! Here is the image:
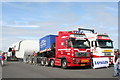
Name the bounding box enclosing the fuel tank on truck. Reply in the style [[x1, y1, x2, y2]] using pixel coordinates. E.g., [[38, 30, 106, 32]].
[[10, 40, 39, 59], [39, 35, 57, 52]]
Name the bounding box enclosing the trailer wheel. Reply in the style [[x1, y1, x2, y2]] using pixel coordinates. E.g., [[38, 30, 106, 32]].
[[61, 59, 68, 69], [50, 60, 55, 67]]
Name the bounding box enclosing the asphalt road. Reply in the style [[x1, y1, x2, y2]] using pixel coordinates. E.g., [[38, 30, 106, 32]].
[[1, 61, 120, 78], [0, 65, 2, 79]]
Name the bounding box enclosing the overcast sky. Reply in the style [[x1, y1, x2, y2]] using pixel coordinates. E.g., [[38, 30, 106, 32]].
[[1, 2, 118, 51]]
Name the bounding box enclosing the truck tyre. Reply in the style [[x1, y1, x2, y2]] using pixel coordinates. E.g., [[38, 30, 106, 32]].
[[62, 59, 68, 69], [45, 60, 49, 66], [7, 57, 10, 61], [50, 60, 55, 67], [41, 59, 45, 66], [90, 59, 93, 68]]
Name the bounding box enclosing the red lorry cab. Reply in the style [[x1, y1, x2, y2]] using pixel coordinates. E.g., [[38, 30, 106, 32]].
[[40, 31, 91, 68]]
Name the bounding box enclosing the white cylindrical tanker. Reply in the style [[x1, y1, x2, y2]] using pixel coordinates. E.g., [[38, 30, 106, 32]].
[[9, 40, 39, 60]]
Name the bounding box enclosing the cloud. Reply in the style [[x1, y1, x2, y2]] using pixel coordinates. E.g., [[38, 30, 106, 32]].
[[2, 2, 118, 51], [0, 20, 2, 50], [5, 25, 40, 28], [105, 6, 118, 12], [2, 26, 40, 37], [2, 37, 20, 51], [76, 3, 118, 33], [0, 21, 2, 25], [16, 36, 40, 40]]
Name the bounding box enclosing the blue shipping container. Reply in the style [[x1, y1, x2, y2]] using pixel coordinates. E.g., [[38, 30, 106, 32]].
[[39, 35, 57, 51]]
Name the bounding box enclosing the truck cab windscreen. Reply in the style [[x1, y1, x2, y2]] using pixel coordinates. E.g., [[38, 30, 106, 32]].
[[98, 40, 113, 48], [72, 40, 90, 48]]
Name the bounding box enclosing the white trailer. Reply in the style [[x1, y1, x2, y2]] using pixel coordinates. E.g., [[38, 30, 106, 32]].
[[9, 40, 39, 61]]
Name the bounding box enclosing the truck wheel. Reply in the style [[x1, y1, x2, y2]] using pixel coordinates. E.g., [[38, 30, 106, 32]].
[[91, 59, 93, 68], [50, 60, 55, 67], [41, 59, 45, 66], [62, 59, 68, 69], [45, 60, 49, 66], [7, 57, 10, 61]]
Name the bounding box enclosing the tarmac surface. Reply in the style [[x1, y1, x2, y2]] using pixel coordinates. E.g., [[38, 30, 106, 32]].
[[0, 65, 2, 79], [1, 61, 120, 79]]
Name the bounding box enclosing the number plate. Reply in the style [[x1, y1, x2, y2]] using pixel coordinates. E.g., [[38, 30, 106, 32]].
[[80, 64, 85, 66], [104, 50, 112, 52], [81, 60, 89, 63]]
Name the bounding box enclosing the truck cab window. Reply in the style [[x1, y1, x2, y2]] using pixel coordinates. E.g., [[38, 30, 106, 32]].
[[95, 41, 97, 47], [91, 41, 93, 47], [72, 40, 90, 48], [68, 40, 71, 48], [98, 40, 113, 48]]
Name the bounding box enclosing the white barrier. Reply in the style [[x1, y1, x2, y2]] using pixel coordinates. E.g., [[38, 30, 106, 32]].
[[92, 57, 109, 69]]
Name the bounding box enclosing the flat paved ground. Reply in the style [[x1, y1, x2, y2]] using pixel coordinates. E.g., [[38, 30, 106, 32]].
[[0, 65, 2, 79], [2, 61, 120, 78]]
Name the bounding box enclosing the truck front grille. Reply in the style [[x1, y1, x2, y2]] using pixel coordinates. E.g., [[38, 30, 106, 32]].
[[75, 52, 90, 57], [104, 53, 111, 56]]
